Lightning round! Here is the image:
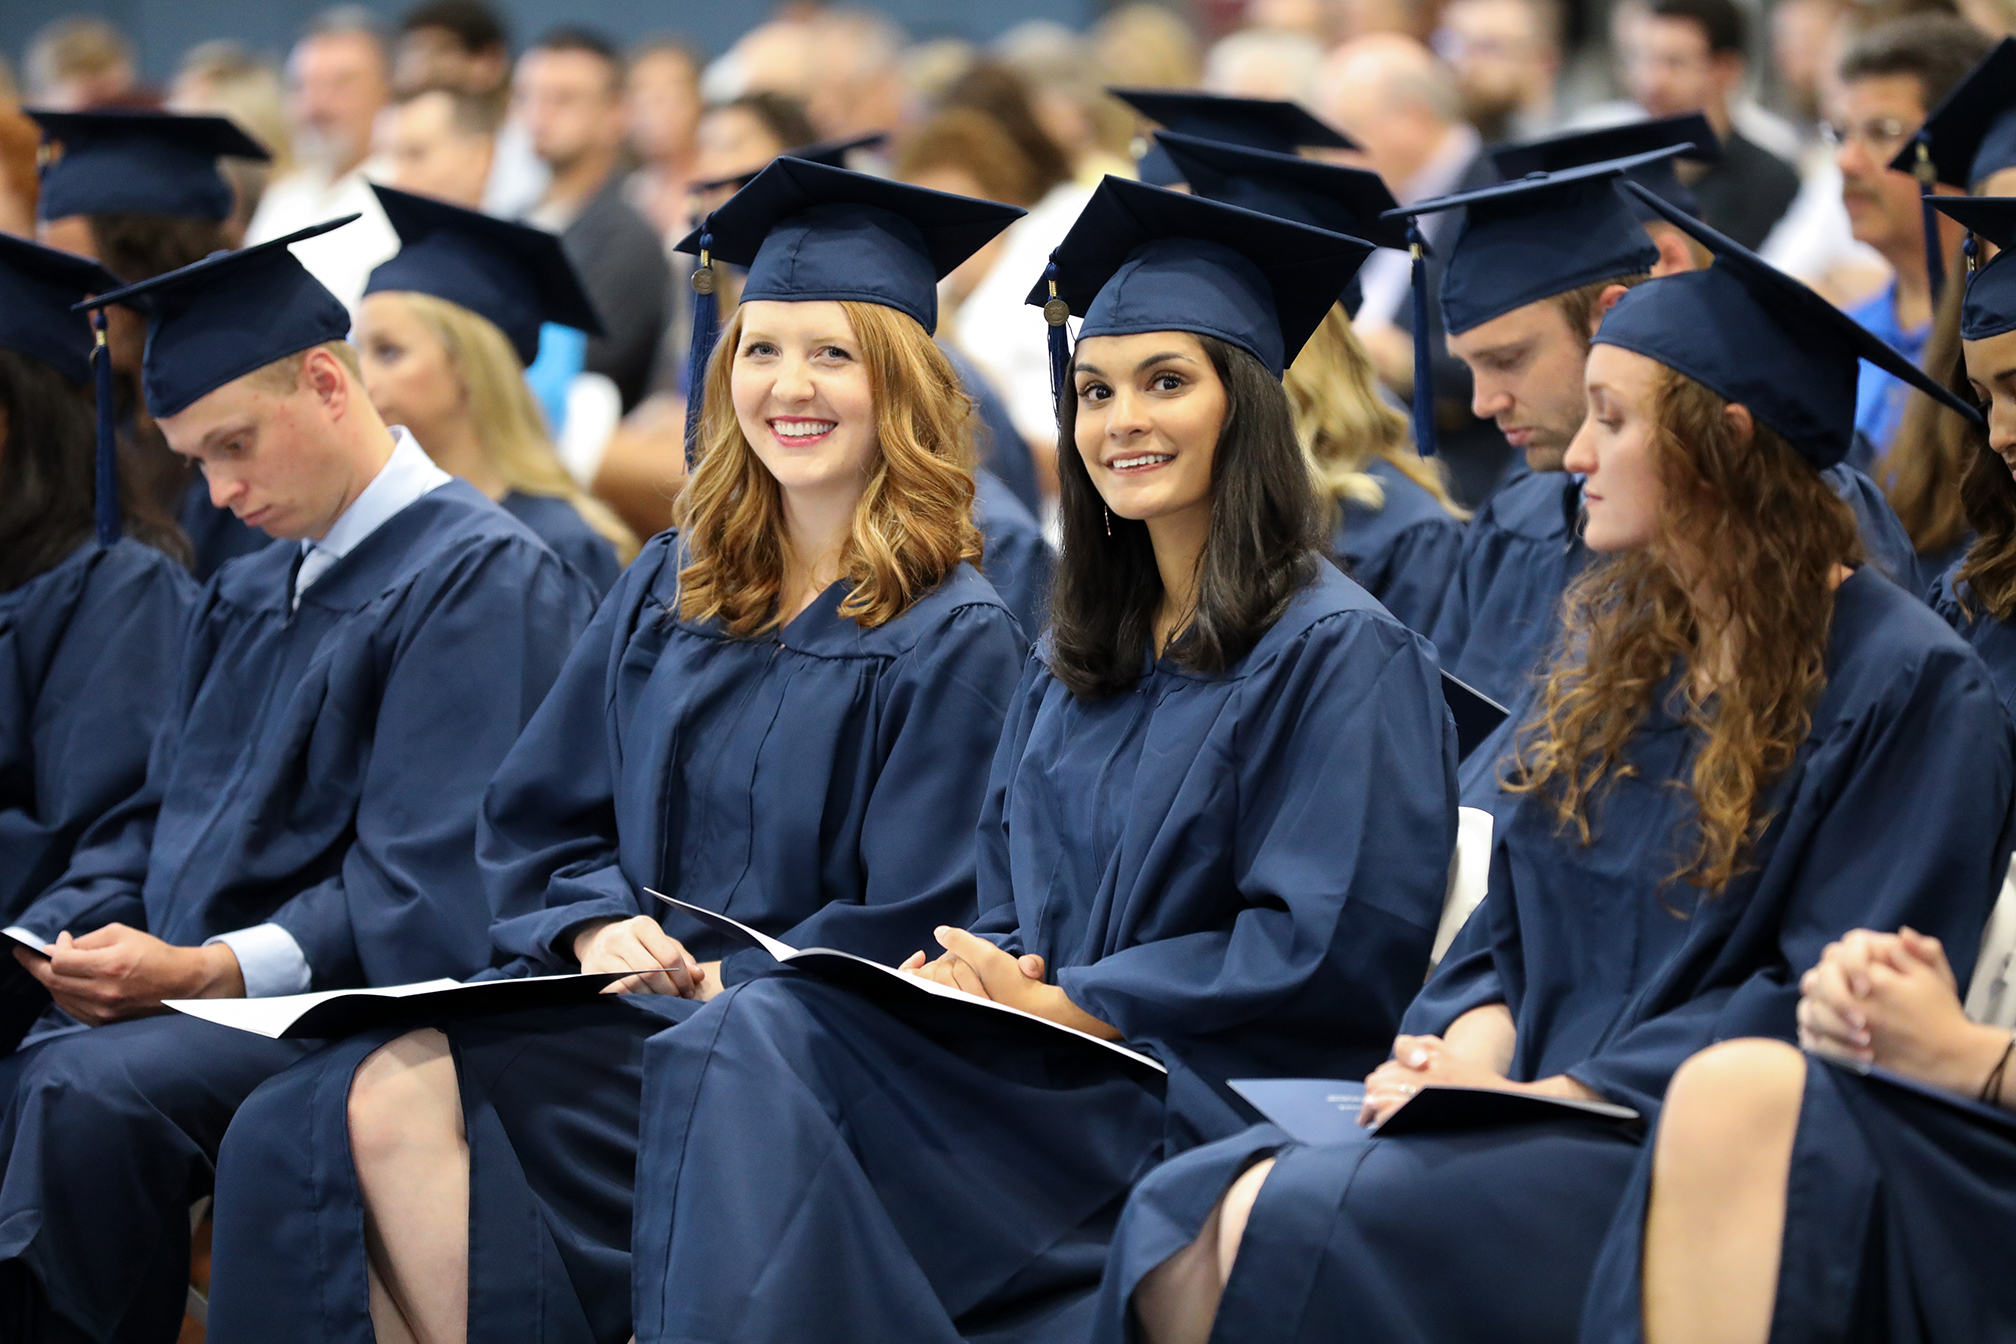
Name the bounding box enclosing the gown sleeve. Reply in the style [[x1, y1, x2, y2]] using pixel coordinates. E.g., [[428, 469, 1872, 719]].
[[477, 549, 662, 973], [0, 547, 194, 921], [1566, 644, 2016, 1116], [968, 654, 1049, 950], [716, 600, 1027, 983], [261, 539, 598, 988], [1057, 616, 1457, 1058]]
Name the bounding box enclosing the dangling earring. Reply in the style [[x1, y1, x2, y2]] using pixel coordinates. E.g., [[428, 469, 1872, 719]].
[[1104, 506, 1112, 538]]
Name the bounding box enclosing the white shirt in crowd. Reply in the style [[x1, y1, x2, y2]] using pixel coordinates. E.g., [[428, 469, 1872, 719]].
[[245, 155, 402, 316]]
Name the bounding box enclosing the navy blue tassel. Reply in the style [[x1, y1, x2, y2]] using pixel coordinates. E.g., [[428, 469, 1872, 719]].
[[91, 309, 120, 546], [1041, 253, 1071, 418], [1916, 135, 1945, 307], [682, 220, 720, 472], [1407, 224, 1436, 459]]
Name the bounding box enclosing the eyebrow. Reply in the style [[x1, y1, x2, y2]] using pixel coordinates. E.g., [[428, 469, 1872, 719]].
[[1466, 337, 1534, 361], [1073, 351, 1197, 378]]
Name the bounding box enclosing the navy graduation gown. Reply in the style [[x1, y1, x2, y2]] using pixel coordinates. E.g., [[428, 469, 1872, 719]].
[[0, 540, 194, 924], [1332, 457, 1463, 637], [205, 535, 1027, 1344], [500, 488, 622, 596], [1581, 1058, 2016, 1344], [1097, 569, 2016, 1344], [176, 477, 270, 581], [0, 483, 596, 1344], [1933, 564, 2016, 720], [629, 563, 1458, 1344], [976, 468, 1054, 636]]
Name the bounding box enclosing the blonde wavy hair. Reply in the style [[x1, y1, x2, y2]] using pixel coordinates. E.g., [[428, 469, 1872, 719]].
[[675, 300, 982, 636], [397, 292, 639, 565], [1504, 366, 1862, 894], [1285, 304, 1466, 527]]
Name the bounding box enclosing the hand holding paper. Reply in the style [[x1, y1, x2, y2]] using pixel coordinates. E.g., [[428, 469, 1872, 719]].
[[572, 916, 717, 1000], [905, 928, 1122, 1042], [19, 924, 245, 1025]]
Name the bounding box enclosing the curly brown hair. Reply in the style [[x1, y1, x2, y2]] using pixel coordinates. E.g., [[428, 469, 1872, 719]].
[[1504, 365, 1862, 892], [675, 301, 983, 636]]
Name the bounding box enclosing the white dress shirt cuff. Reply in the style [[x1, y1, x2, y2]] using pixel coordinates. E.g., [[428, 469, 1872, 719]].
[[205, 923, 313, 998]]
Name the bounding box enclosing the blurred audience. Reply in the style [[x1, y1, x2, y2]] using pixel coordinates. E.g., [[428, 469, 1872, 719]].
[[1621, 0, 1800, 248], [516, 27, 668, 411], [805, 9, 910, 143], [1435, 0, 1562, 142], [1090, 4, 1203, 90], [169, 41, 291, 243], [690, 92, 816, 219], [1203, 29, 1327, 103], [624, 39, 704, 239], [1318, 33, 1509, 504], [382, 86, 497, 207], [245, 5, 399, 311], [394, 0, 546, 218], [24, 17, 138, 110], [990, 21, 1136, 182]]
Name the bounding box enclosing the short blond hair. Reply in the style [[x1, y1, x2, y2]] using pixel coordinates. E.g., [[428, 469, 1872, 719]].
[[245, 340, 364, 396]]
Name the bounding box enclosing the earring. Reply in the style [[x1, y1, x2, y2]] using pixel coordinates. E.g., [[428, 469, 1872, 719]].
[[1104, 506, 1112, 538]]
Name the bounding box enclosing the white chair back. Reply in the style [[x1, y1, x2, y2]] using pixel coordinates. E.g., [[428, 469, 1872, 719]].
[[1965, 851, 2016, 1029], [1431, 807, 1495, 969]]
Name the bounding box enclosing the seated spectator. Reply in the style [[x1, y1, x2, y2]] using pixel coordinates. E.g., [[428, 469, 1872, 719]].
[[23, 17, 138, 111], [1623, 0, 1800, 249], [380, 84, 498, 207], [624, 38, 704, 239], [1435, 0, 1562, 143], [167, 41, 292, 244], [515, 27, 670, 411], [244, 6, 401, 312]]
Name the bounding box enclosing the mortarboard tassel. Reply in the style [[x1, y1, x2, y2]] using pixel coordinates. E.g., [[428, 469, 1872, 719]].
[[90, 308, 120, 546], [1042, 254, 1072, 417], [1407, 223, 1437, 458], [682, 220, 720, 472], [1916, 135, 1946, 307]]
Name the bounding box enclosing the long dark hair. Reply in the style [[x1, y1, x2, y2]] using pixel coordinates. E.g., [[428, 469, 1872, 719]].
[[1952, 357, 2016, 618], [1048, 334, 1324, 699], [0, 349, 191, 592]]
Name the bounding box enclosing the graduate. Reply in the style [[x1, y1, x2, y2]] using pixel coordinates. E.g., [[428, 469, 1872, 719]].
[[1096, 185, 2016, 1344], [0, 221, 599, 1344], [203, 160, 1030, 1344], [1155, 132, 1467, 638], [357, 185, 638, 595], [624, 176, 1459, 1344], [1418, 143, 1917, 720], [28, 108, 275, 579], [1572, 204, 2016, 1342], [0, 234, 195, 930]]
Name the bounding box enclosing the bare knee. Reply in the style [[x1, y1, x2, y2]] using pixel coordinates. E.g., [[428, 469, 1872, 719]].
[[348, 1029, 462, 1171], [1658, 1040, 1805, 1172], [1214, 1157, 1275, 1282]]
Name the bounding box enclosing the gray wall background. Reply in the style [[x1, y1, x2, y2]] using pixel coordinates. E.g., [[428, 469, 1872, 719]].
[[2, 0, 1096, 87]]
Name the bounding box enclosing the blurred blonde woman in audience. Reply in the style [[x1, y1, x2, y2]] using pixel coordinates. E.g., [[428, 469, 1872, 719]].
[[357, 286, 638, 592], [1288, 304, 1466, 635]]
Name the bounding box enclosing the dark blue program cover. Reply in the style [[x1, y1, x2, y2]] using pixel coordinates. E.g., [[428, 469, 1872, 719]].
[[1231, 1078, 1640, 1143]]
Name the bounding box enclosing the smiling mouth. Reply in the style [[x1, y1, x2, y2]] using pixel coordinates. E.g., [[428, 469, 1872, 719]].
[[769, 417, 837, 446], [1107, 453, 1174, 474]]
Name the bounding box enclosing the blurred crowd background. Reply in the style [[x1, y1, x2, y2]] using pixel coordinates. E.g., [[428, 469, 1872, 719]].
[[0, 0, 2000, 528]]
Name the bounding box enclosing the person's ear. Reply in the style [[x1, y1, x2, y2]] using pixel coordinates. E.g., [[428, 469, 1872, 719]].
[[1648, 227, 1697, 277], [301, 347, 351, 420], [1590, 283, 1631, 336], [1722, 400, 1755, 447]]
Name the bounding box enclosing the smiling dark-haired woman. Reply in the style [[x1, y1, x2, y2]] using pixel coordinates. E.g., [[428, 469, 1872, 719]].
[[0, 234, 193, 933], [620, 178, 1458, 1344], [1095, 190, 2016, 1344]]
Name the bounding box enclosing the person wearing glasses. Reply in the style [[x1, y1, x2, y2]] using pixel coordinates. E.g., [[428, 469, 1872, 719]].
[[1830, 18, 1993, 466]]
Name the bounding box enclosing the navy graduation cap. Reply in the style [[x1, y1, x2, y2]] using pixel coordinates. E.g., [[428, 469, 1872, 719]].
[[673, 156, 1025, 459], [1890, 38, 2016, 192], [1025, 175, 1373, 410], [75, 217, 358, 420], [1930, 195, 2016, 339], [1382, 148, 1679, 456], [1490, 113, 1718, 219], [365, 184, 604, 365], [1109, 88, 1355, 189], [28, 108, 270, 223], [1596, 181, 1981, 469], [691, 131, 889, 195], [1153, 130, 1403, 323], [0, 232, 124, 543]]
